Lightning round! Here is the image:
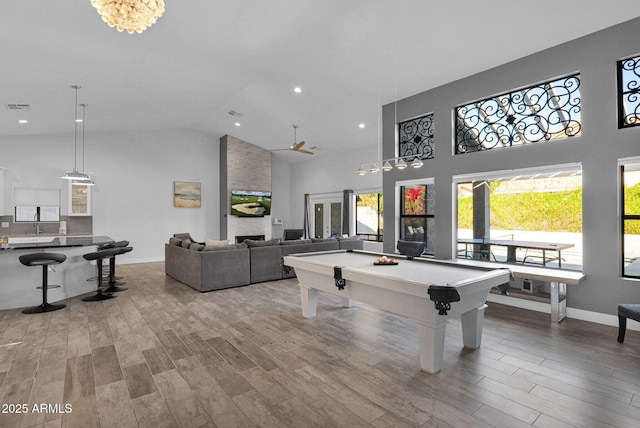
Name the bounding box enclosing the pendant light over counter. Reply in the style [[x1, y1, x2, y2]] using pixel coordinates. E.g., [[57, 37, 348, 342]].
[[62, 85, 95, 185]]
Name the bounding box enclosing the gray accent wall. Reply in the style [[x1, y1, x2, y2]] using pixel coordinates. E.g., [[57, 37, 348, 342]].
[[381, 17, 640, 315]]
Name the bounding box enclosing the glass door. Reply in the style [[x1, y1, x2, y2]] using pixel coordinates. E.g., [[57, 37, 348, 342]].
[[312, 198, 342, 239]]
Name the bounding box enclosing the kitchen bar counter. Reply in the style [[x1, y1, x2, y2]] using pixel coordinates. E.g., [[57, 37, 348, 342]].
[[0, 235, 114, 311], [1, 235, 113, 250]]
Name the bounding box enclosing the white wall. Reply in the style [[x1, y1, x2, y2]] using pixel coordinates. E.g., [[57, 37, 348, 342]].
[[289, 144, 382, 229], [1, 128, 220, 263]]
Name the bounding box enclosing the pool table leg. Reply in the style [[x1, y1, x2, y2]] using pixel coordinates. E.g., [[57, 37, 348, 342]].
[[342, 298, 355, 308], [300, 286, 318, 318], [416, 319, 448, 374], [460, 304, 488, 349]]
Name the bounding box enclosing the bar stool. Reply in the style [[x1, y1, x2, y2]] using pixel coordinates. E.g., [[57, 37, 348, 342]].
[[19, 252, 67, 314], [82, 248, 121, 301], [98, 240, 129, 283], [104, 246, 133, 293]]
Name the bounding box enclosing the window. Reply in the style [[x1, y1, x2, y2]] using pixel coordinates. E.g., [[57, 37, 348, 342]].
[[399, 113, 434, 160], [455, 74, 581, 154], [399, 183, 435, 255], [618, 54, 640, 128], [356, 193, 383, 241], [15, 205, 60, 222], [455, 164, 582, 270], [621, 160, 640, 277]]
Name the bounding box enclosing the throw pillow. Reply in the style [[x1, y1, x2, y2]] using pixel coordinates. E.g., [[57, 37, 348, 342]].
[[204, 239, 229, 247], [189, 243, 204, 251], [181, 239, 192, 248], [169, 237, 182, 246], [338, 235, 360, 241]]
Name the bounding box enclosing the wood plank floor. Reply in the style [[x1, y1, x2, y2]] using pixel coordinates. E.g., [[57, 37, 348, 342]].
[[0, 261, 639, 427]]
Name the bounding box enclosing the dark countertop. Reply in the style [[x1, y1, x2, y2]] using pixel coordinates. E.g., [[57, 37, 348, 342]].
[[0, 235, 113, 251]]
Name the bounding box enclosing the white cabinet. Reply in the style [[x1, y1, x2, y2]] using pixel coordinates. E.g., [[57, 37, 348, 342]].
[[69, 182, 91, 216]]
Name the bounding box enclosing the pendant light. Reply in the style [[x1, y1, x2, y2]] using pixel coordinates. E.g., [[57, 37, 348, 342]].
[[62, 85, 92, 182], [356, 0, 424, 176]]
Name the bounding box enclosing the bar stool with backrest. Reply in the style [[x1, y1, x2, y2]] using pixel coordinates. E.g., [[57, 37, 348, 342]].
[[98, 240, 129, 283], [82, 248, 121, 301], [19, 252, 67, 314], [104, 245, 133, 293]]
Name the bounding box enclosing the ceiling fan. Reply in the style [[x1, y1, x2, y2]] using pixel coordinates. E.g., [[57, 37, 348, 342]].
[[270, 124, 314, 155]]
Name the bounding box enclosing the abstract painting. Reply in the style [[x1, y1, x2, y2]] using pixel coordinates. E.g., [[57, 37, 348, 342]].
[[174, 181, 201, 208]]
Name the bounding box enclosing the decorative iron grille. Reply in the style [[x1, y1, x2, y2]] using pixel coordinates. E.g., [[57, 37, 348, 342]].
[[618, 55, 640, 128], [455, 75, 581, 154], [399, 113, 434, 160]]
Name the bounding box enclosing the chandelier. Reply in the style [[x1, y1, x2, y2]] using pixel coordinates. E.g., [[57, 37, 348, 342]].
[[91, 0, 165, 34]]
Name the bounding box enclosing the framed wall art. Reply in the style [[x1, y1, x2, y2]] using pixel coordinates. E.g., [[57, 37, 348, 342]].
[[174, 181, 201, 208]]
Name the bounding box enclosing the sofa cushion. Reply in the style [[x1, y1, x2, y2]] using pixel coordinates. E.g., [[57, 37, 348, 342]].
[[311, 238, 337, 243], [181, 239, 193, 248], [205, 239, 229, 247], [169, 237, 182, 246], [203, 243, 248, 251], [174, 233, 195, 241], [189, 243, 204, 251], [280, 239, 312, 245], [245, 238, 281, 247]]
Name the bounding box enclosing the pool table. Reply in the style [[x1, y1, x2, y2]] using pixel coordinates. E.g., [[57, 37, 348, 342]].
[[283, 250, 511, 373]]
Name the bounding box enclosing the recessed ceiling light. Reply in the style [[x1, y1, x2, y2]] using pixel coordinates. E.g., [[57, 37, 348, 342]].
[[359, 123, 365, 128], [18, 119, 28, 124], [235, 122, 241, 127], [75, 119, 83, 123], [294, 87, 302, 93]]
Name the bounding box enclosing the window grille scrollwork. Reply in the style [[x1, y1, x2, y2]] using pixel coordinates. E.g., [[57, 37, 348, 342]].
[[618, 55, 640, 128], [455, 75, 581, 154], [399, 114, 434, 160]]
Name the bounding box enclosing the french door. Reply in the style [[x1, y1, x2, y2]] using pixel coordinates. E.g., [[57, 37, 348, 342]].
[[311, 198, 342, 239]]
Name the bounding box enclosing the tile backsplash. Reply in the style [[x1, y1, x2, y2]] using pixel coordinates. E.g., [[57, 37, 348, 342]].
[[0, 215, 92, 236]]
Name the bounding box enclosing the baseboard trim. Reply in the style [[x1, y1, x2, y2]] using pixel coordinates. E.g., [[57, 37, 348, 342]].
[[121, 257, 164, 265], [486, 293, 640, 332]]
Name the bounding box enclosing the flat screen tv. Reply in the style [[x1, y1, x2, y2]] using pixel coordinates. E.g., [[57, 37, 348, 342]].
[[230, 190, 271, 217]]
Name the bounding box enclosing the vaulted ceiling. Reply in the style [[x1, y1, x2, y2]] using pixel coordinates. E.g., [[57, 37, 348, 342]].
[[2, 1, 640, 161]]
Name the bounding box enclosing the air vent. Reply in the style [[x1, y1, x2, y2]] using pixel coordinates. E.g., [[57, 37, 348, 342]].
[[228, 110, 242, 117], [5, 103, 31, 110]]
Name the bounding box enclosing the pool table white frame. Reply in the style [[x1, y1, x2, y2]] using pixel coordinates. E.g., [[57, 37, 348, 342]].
[[283, 250, 511, 374]]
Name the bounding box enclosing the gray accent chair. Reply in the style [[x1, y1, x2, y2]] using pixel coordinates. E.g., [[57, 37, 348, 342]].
[[617, 303, 640, 343]]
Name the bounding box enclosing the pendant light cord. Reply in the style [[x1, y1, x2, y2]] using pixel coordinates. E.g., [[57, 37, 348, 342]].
[[81, 104, 87, 172], [73, 86, 79, 170]]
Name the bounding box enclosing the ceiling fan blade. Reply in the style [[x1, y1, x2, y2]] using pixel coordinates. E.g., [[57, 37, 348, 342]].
[[269, 148, 294, 152], [297, 149, 314, 154], [292, 141, 306, 150]]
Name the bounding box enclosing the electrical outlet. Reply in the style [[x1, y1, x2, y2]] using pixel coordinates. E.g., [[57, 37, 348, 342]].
[[1, 222, 8, 228]]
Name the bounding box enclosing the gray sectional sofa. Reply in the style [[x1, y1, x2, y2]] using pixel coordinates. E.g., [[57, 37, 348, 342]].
[[164, 235, 363, 292]]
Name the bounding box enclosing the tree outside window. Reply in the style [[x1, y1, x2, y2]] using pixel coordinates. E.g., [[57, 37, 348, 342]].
[[622, 163, 640, 277], [400, 184, 434, 255]]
